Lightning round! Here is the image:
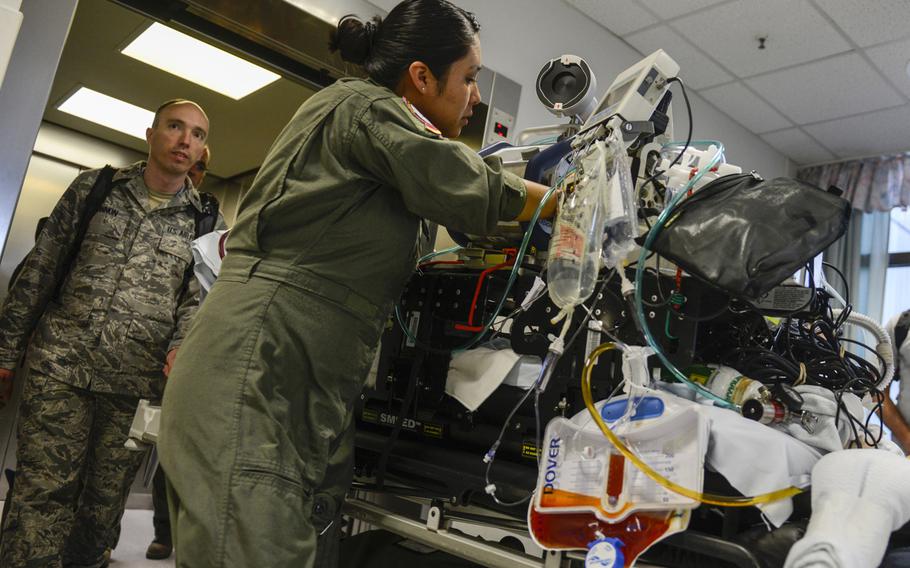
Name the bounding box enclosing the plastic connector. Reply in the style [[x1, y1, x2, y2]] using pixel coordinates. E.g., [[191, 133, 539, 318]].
[[548, 336, 565, 356], [485, 484, 497, 495], [619, 267, 635, 298], [483, 442, 500, 463]]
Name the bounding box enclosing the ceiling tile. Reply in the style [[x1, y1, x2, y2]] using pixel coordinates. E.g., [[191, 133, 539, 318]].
[[760, 128, 835, 165], [746, 52, 904, 124], [624, 25, 732, 89], [565, 0, 658, 36], [672, 0, 850, 77], [638, 0, 728, 20], [866, 38, 910, 99], [804, 104, 910, 159], [815, 0, 910, 48], [365, 0, 398, 11], [700, 82, 792, 133]]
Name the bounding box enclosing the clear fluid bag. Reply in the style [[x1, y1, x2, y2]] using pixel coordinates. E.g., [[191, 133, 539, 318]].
[[547, 141, 609, 310]]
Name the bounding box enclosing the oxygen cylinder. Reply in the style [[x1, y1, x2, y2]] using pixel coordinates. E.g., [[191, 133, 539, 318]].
[[687, 365, 766, 406]]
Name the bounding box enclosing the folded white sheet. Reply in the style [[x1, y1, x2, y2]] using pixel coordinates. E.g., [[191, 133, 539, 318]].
[[191, 229, 230, 292], [445, 339, 541, 411]]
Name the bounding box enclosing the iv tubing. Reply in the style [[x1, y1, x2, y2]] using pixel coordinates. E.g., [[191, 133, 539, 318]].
[[582, 342, 804, 507], [418, 245, 463, 264]]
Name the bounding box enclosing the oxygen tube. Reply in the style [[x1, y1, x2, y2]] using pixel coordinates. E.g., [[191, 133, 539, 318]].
[[630, 141, 737, 410], [581, 342, 805, 507]]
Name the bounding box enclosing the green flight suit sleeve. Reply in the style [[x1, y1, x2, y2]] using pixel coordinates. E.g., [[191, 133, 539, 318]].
[[348, 97, 527, 235], [168, 212, 228, 352], [0, 170, 97, 369]]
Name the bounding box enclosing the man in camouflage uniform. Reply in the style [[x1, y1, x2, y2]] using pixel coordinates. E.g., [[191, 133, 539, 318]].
[[0, 99, 212, 567]]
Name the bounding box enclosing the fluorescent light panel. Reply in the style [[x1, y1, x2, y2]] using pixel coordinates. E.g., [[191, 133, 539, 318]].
[[57, 87, 154, 139], [122, 23, 280, 100]]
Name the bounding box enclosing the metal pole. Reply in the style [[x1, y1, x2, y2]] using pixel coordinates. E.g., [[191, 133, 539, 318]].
[[343, 497, 552, 568], [0, 0, 79, 261]]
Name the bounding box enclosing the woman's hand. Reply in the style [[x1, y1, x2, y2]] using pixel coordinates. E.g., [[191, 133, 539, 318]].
[[163, 349, 178, 379]]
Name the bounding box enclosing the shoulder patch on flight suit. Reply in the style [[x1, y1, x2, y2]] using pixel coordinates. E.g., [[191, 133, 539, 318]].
[[401, 97, 443, 138]]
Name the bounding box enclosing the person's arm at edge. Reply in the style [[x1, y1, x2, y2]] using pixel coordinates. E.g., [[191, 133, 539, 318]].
[[882, 395, 910, 453]]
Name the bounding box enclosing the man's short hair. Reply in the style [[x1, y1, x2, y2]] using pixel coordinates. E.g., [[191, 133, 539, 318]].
[[151, 99, 210, 128]]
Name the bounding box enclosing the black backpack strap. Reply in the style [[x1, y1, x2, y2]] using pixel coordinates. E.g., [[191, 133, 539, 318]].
[[193, 192, 219, 238], [52, 165, 117, 300], [179, 192, 220, 298], [894, 311, 910, 382]]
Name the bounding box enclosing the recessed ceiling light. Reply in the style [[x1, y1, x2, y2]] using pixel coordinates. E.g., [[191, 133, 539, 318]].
[[121, 22, 280, 100], [57, 87, 154, 139]]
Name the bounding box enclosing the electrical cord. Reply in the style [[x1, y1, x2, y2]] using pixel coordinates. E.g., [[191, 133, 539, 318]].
[[483, 271, 615, 507], [822, 261, 851, 307], [482, 381, 539, 507]]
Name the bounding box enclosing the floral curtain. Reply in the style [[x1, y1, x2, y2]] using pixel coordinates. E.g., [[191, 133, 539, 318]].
[[797, 154, 910, 212]]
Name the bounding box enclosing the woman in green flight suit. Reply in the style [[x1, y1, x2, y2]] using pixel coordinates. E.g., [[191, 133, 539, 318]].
[[158, 1, 555, 566]]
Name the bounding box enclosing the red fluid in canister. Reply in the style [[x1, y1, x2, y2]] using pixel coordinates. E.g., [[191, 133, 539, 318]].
[[606, 452, 625, 505], [529, 507, 675, 568]]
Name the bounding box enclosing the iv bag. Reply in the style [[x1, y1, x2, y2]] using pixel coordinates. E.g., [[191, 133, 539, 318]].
[[547, 140, 610, 310], [601, 142, 637, 270]]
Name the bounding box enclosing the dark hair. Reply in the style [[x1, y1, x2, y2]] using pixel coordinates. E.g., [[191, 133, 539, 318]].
[[329, 0, 480, 90]]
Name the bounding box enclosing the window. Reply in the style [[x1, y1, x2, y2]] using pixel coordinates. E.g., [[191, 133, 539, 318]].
[[882, 208, 910, 323]]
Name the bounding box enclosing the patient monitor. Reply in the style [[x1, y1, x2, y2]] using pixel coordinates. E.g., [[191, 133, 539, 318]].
[[579, 49, 680, 144]]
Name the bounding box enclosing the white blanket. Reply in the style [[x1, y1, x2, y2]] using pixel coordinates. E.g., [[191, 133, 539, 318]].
[[785, 449, 910, 568]]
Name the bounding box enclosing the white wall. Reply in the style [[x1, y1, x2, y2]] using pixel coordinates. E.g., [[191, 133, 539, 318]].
[[367, 0, 793, 178], [0, 0, 22, 91], [34, 122, 145, 170]]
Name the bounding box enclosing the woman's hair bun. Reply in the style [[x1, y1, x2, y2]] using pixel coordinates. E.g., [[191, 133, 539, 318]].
[[329, 15, 382, 66]]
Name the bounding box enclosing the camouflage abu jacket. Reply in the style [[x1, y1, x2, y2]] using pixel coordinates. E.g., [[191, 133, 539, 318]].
[[0, 162, 212, 399]]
